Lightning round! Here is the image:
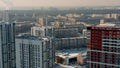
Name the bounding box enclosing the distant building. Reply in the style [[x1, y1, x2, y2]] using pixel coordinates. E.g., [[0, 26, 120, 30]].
[[87, 23, 120, 68], [38, 17, 44, 26], [111, 13, 117, 19], [54, 21, 60, 28], [32, 22, 85, 38], [82, 29, 87, 37], [104, 14, 111, 19], [66, 14, 73, 17], [0, 23, 16, 68], [31, 26, 53, 37], [105, 13, 118, 19], [53, 27, 79, 38], [100, 19, 104, 24], [68, 18, 76, 24], [16, 36, 55, 68], [64, 23, 85, 33], [31, 23, 87, 51]]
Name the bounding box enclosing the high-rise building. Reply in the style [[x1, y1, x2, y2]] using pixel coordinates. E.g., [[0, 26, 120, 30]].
[[86, 26, 91, 47], [87, 23, 120, 68], [16, 36, 55, 68], [0, 23, 16, 68]]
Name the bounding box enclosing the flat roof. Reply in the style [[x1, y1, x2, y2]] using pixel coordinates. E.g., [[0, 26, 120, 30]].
[[16, 36, 49, 41], [55, 36, 86, 39], [54, 64, 86, 68], [32, 26, 53, 29], [96, 23, 116, 27], [56, 48, 88, 59]]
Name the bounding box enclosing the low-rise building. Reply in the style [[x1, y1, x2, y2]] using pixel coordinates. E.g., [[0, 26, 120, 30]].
[[55, 48, 87, 67], [54, 37, 86, 50]]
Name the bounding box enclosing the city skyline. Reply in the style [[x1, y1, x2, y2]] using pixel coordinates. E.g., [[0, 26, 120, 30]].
[[0, 1, 120, 67], [0, 0, 120, 8]]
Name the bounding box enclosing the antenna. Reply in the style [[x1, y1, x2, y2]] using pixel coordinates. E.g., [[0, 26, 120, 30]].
[[2, 9, 9, 22], [46, 17, 48, 26], [1, 0, 13, 22]]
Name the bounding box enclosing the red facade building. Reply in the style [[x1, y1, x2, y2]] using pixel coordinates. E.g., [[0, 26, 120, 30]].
[[87, 24, 120, 68]]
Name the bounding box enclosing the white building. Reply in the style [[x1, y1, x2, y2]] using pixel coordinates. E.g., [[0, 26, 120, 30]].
[[82, 29, 87, 37], [31, 26, 53, 37], [55, 48, 87, 68], [16, 36, 55, 68]]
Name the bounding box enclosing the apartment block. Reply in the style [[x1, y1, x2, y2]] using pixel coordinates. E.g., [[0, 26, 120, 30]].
[[31, 26, 53, 37], [87, 23, 120, 68], [54, 37, 86, 50], [16, 36, 55, 68]]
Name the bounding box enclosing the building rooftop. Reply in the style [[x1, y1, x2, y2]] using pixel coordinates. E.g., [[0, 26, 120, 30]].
[[32, 26, 53, 29], [56, 48, 88, 59], [0, 22, 14, 24], [96, 23, 116, 27], [55, 36, 86, 39], [16, 35, 49, 41], [54, 64, 86, 68]]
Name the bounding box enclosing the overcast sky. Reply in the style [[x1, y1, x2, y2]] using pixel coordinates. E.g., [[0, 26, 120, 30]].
[[0, 0, 120, 8]]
